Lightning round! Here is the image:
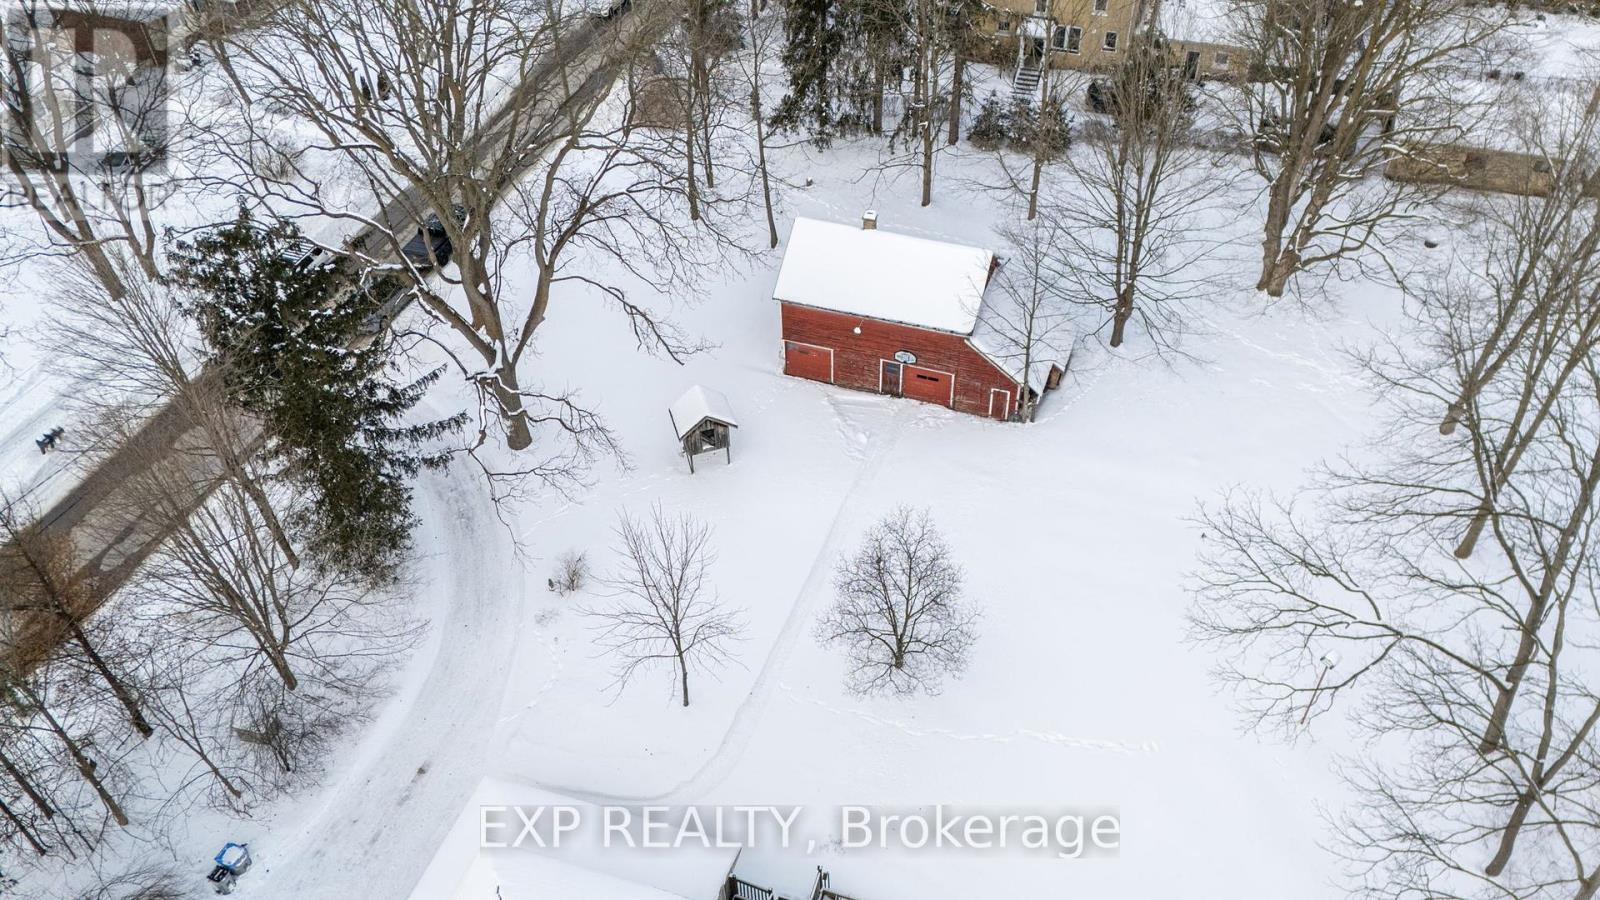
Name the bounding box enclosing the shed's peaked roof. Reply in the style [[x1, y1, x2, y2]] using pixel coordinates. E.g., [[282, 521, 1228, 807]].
[[773, 217, 994, 335], [669, 385, 738, 441]]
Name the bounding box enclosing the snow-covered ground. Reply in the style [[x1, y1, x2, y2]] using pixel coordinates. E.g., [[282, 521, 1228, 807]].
[[163, 138, 1417, 900], [0, 232, 85, 511], [0, 38, 1465, 900]]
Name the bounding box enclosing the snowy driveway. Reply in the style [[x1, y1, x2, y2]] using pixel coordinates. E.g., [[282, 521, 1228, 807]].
[[244, 467, 524, 899]]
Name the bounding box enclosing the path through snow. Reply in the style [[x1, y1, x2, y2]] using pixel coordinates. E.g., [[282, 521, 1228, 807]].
[[246, 466, 523, 898]]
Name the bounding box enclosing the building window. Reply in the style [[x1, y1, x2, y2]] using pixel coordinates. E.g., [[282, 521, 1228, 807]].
[[1051, 25, 1066, 49], [1102, 30, 1118, 51], [1034, 0, 1047, 13], [1093, 0, 1109, 12], [999, 15, 1012, 31], [1067, 26, 1082, 52], [1214, 51, 1230, 67]]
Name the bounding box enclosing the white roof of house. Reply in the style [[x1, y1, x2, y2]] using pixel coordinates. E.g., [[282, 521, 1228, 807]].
[[773, 217, 994, 335], [668, 385, 738, 441], [408, 778, 738, 900]]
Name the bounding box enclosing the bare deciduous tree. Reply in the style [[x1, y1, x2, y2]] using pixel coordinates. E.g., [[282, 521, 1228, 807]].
[[1, 0, 172, 296], [0, 500, 151, 739], [736, 0, 782, 247], [1053, 37, 1237, 352], [207, 0, 722, 487], [817, 507, 977, 696], [590, 505, 742, 706], [875, 0, 978, 206], [48, 252, 300, 569], [1191, 89, 1600, 889], [1229, 0, 1504, 297], [980, 216, 1072, 421]]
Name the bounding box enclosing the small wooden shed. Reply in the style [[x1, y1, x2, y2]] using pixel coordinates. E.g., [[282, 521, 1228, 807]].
[[668, 385, 739, 473]]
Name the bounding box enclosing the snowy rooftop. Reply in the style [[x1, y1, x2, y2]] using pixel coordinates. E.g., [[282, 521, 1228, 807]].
[[773, 217, 994, 335], [970, 308, 1067, 390], [409, 779, 737, 900], [668, 385, 738, 441]]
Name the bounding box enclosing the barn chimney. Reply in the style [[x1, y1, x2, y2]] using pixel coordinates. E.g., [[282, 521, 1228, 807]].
[[862, 210, 878, 230]]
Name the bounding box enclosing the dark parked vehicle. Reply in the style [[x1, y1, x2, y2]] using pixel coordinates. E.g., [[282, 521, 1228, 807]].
[[402, 214, 453, 270], [401, 205, 467, 271], [1086, 79, 1118, 116]]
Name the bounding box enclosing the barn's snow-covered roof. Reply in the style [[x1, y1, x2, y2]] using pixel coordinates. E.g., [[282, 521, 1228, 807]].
[[668, 385, 738, 440], [773, 217, 994, 335], [969, 312, 1066, 391]]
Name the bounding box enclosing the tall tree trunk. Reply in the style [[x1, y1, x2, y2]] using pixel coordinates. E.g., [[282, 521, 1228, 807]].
[[0, 748, 56, 819], [749, 2, 779, 249], [63, 618, 153, 739], [947, 53, 964, 146], [1110, 287, 1133, 347], [1258, 183, 1294, 295], [266, 647, 299, 692], [1578, 861, 1600, 900], [1480, 442, 1600, 752], [1483, 788, 1537, 876], [1454, 501, 1492, 559], [696, 55, 715, 189], [18, 685, 129, 827], [872, 64, 885, 134], [1260, 248, 1297, 297], [492, 364, 534, 451], [685, 85, 702, 222], [233, 466, 299, 570], [10, 537, 153, 738], [1027, 155, 1043, 220], [0, 796, 48, 856]]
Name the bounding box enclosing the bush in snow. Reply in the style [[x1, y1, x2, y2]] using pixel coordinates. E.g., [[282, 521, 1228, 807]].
[[967, 92, 1012, 151], [1011, 94, 1073, 160], [816, 507, 978, 696], [551, 550, 590, 595]]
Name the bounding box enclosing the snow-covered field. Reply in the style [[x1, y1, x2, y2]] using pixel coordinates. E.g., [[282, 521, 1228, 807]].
[[141, 137, 1417, 900], [0, 23, 1492, 899]]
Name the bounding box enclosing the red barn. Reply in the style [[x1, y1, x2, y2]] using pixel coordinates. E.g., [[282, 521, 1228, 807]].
[[774, 215, 1064, 421]]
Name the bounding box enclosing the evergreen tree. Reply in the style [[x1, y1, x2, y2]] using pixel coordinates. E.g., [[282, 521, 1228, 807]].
[[171, 208, 465, 583], [1011, 92, 1072, 159], [966, 91, 1011, 151], [771, 0, 843, 144]]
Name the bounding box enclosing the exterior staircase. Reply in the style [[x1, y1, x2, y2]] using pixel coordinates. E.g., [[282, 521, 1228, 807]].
[[1012, 61, 1042, 106]]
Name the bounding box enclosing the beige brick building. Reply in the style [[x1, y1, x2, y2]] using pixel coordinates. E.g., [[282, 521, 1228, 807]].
[[981, 0, 1246, 82]]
